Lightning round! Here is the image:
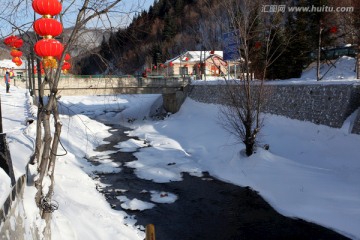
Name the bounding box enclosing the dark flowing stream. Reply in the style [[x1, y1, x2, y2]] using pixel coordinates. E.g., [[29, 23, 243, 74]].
[[89, 124, 349, 240]]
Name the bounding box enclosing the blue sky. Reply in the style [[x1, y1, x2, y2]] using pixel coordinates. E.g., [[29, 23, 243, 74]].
[[1, 0, 153, 38]]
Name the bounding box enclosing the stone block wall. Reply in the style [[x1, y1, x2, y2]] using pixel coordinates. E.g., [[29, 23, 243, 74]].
[[188, 83, 360, 134], [0, 176, 41, 240]]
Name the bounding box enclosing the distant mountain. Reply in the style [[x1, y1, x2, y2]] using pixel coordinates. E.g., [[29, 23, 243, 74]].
[[65, 28, 111, 58]]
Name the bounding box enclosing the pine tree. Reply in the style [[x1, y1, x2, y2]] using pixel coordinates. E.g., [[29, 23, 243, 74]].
[[162, 13, 177, 41]]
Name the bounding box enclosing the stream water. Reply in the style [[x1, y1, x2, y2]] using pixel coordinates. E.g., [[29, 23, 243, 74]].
[[89, 124, 349, 240]]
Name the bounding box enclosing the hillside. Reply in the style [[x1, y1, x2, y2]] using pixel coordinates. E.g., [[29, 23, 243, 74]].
[[76, 0, 225, 75], [75, 0, 360, 78]]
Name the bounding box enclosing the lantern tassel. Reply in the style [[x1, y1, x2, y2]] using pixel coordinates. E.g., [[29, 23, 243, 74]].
[[43, 56, 58, 69]]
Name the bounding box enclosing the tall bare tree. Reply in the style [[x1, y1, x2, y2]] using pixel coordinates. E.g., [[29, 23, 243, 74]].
[[214, 0, 289, 156]]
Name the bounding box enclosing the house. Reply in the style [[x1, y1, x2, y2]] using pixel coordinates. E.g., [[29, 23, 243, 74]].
[[0, 59, 27, 81], [158, 51, 229, 78]]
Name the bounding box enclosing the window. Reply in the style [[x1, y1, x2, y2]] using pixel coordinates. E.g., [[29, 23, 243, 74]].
[[16, 72, 22, 79], [180, 66, 188, 75]]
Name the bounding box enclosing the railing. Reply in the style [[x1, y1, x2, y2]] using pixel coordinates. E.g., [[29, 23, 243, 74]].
[[15, 76, 191, 96]]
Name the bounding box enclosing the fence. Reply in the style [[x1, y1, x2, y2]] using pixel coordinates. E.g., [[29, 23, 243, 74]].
[[15, 76, 190, 96]]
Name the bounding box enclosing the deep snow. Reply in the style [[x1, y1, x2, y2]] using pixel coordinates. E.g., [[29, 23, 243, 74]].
[[0, 56, 360, 239]]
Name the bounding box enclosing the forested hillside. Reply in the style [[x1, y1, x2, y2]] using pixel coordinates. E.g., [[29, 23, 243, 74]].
[[76, 0, 359, 79]]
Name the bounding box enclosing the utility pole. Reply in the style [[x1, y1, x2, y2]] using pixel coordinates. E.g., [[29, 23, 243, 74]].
[[317, 20, 323, 81], [0, 95, 3, 133]]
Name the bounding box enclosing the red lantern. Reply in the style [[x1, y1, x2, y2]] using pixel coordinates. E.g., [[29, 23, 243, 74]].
[[64, 53, 71, 61], [32, 0, 62, 16], [15, 58, 23, 66], [184, 57, 189, 61], [12, 57, 21, 64], [153, 65, 157, 69], [34, 38, 63, 57], [330, 26, 337, 34], [210, 50, 215, 54], [4, 36, 17, 46], [4, 36, 23, 48], [34, 18, 62, 37], [34, 38, 64, 68], [10, 49, 23, 58], [62, 61, 71, 73], [13, 38, 23, 48], [169, 62, 173, 67]]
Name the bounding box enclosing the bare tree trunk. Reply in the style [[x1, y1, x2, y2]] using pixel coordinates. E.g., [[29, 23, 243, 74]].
[[357, 45, 360, 79], [33, 79, 46, 165], [35, 112, 52, 206], [42, 101, 62, 223]]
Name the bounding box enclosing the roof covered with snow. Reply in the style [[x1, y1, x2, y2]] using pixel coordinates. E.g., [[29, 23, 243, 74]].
[[165, 51, 224, 64], [0, 58, 26, 69]]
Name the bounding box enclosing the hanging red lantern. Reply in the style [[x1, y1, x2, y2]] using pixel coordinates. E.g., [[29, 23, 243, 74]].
[[4, 36, 23, 48], [13, 38, 23, 48], [210, 50, 215, 54], [61, 61, 71, 73], [34, 38, 64, 68], [34, 18, 62, 37], [169, 62, 174, 67], [32, 0, 64, 69], [64, 53, 71, 61], [184, 57, 189, 61], [15, 58, 23, 66], [153, 65, 157, 69], [4, 36, 17, 46], [254, 41, 262, 49], [330, 26, 337, 34], [62, 61, 71, 70], [34, 39, 63, 57], [12, 57, 21, 64], [32, 0, 62, 16], [10, 49, 23, 58]]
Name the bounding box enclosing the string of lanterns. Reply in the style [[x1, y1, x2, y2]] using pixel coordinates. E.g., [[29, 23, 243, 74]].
[[32, 0, 64, 69], [3, 35, 24, 66]]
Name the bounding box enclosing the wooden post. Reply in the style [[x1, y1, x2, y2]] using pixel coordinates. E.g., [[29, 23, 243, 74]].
[[146, 224, 155, 240]]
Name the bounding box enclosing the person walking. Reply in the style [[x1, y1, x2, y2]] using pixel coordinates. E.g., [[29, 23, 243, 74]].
[[4, 71, 10, 93]]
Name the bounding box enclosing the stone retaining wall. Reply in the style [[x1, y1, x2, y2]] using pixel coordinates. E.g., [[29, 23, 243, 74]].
[[0, 175, 40, 239], [188, 83, 360, 134]]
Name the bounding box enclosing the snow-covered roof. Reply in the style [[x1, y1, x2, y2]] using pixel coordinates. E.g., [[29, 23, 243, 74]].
[[0, 59, 27, 69], [165, 51, 224, 64]]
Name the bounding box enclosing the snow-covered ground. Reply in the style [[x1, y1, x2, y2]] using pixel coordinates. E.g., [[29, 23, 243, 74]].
[[193, 56, 358, 85], [0, 56, 360, 239]]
